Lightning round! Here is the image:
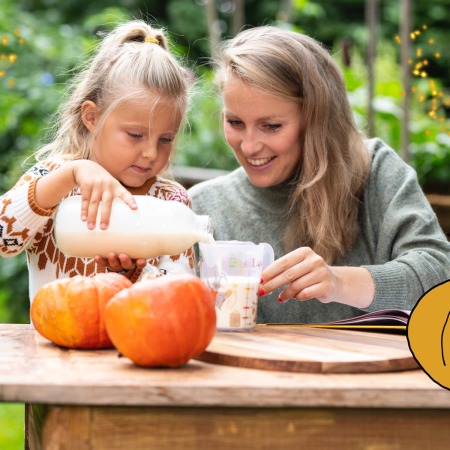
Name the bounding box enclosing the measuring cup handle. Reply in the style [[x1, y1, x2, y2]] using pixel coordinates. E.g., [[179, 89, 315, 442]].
[[261, 243, 275, 269]]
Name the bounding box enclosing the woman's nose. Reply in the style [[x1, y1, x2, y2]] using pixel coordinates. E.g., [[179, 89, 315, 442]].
[[240, 131, 263, 156]]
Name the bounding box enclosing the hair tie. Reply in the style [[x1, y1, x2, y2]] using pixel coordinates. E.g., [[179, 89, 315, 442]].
[[145, 36, 160, 45]]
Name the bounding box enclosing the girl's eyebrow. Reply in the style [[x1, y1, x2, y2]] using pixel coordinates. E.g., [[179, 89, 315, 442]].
[[124, 122, 149, 128], [124, 122, 179, 134]]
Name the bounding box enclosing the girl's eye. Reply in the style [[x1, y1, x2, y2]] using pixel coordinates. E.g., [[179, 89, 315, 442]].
[[128, 132, 142, 139], [159, 137, 173, 143]]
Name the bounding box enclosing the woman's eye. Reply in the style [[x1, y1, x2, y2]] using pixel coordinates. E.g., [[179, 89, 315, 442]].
[[226, 119, 243, 127], [266, 124, 281, 131]]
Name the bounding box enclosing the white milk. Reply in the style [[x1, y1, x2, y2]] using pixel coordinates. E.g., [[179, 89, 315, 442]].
[[205, 276, 260, 331], [55, 230, 214, 259]]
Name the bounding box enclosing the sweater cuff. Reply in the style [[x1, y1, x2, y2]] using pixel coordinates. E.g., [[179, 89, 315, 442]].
[[10, 181, 54, 231], [362, 262, 411, 311], [27, 178, 58, 216]]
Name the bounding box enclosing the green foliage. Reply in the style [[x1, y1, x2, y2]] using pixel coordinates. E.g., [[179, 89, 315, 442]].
[[167, 0, 209, 59], [0, 403, 24, 449], [338, 38, 450, 194], [1, 5, 95, 192], [340, 40, 403, 149], [410, 123, 450, 193], [0, 256, 29, 324], [175, 69, 238, 170]]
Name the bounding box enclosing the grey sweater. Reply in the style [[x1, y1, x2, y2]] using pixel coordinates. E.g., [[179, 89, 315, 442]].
[[189, 138, 450, 324]]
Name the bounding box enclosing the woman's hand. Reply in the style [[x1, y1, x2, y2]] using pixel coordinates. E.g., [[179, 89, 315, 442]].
[[94, 253, 147, 280], [259, 247, 375, 309]]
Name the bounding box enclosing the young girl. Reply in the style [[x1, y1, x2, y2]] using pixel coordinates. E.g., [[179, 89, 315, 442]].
[[0, 20, 194, 301], [189, 26, 450, 324]]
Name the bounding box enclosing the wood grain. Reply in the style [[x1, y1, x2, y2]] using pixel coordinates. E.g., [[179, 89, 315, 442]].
[[194, 326, 418, 373], [2, 324, 444, 409], [27, 405, 450, 450]]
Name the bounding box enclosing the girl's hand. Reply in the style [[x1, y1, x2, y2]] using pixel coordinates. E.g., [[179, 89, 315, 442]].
[[259, 247, 375, 308], [71, 160, 137, 230], [34, 160, 136, 225], [94, 253, 147, 279]]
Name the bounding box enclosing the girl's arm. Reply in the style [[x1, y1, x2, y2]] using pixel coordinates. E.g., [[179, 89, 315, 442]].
[[0, 161, 61, 257], [34, 159, 137, 229]]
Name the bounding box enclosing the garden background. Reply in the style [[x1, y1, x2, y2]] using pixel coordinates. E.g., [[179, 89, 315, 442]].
[[1, 0, 449, 447]]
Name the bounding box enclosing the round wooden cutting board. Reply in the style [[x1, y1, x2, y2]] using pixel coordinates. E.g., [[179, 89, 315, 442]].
[[194, 326, 418, 373]]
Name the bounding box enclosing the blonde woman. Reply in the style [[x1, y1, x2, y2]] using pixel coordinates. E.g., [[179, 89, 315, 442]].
[[0, 20, 193, 300], [189, 26, 450, 323]]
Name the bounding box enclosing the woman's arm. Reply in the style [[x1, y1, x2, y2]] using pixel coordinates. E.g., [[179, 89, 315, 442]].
[[261, 139, 450, 311]]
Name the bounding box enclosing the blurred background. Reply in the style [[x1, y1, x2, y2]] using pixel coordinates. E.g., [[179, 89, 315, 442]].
[[0, 1, 449, 445]]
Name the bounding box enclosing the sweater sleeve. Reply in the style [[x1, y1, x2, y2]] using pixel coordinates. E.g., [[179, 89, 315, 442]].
[[0, 161, 60, 258], [359, 139, 450, 311]]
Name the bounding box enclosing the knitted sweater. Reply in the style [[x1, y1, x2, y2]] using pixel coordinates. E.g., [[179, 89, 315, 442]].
[[189, 138, 450, 324], [0, 159, 194, 302]]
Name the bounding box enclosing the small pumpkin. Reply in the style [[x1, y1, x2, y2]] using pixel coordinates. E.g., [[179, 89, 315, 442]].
[[31, 273, 132, 349], [105, 273, 216, 367]]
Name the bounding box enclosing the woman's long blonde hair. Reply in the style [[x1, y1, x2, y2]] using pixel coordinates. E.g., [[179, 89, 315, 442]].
[[36, 20, 191, 162], [214, 26, 371, 263]]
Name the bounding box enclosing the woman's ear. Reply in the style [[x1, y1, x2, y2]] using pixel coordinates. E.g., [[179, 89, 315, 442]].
[[81, 101, 99, 132]]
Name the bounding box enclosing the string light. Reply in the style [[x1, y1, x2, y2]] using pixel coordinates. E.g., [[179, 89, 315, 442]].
[[395, 24, 450, 135]]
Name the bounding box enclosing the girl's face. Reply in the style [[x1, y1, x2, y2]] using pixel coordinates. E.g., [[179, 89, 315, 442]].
[[82, 96, 182, 188], [222, 78, 303, 187]]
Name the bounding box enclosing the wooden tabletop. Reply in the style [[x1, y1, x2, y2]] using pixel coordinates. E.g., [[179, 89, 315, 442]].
[[1, 324, 449, 408]]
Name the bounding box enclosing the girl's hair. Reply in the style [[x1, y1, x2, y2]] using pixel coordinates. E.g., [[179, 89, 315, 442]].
[[36, 20, 191, 162], [214, 26, 371, 263]]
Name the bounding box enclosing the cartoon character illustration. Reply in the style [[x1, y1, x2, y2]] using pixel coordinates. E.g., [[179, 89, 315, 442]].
[[407, 279, 450, 390]]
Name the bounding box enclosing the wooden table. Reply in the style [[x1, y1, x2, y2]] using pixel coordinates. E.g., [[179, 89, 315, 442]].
[[1, 324, 450, 449]]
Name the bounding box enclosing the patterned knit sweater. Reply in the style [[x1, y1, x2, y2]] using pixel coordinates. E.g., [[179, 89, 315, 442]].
[[189, 138, 450, 324], [0, 159, 194, 302]]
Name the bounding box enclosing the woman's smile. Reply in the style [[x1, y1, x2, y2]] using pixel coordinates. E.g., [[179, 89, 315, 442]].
[[246, 156, 277, 168]]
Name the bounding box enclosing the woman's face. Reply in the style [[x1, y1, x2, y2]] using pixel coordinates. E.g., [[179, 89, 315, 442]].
[[222, 78, 303, 187]]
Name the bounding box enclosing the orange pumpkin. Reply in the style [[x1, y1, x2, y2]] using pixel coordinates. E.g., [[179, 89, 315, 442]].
[[31, 273, 132, 349], [105, 273, 216, 367]]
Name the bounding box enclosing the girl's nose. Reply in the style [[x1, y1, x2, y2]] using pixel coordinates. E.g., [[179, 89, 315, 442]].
[[142, 141, 158, 160]]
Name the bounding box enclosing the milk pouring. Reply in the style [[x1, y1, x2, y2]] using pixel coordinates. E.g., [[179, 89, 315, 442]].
[[54, 196, 213, 259]]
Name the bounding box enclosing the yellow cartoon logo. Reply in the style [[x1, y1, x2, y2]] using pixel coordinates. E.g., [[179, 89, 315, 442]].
[[407, 279, 450, 390]]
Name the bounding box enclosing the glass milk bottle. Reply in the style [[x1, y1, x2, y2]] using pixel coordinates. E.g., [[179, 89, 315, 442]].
[[54, 196, 213, 259]]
